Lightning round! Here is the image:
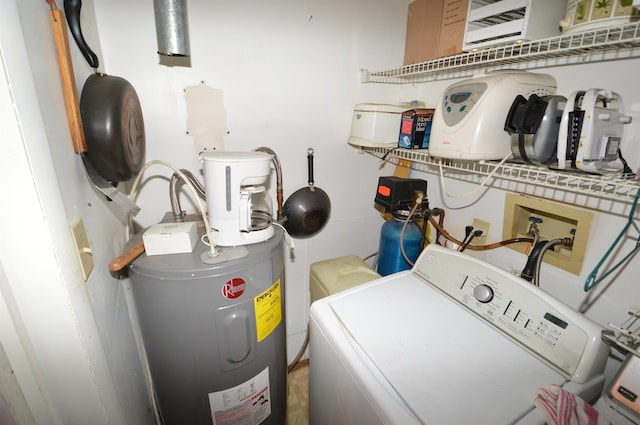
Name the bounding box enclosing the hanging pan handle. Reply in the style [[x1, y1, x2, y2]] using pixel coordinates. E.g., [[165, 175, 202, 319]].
[[63, 0, 99, 68], [307, 148, 315, 191], [109, 241, 145, 272], [46, 0, 87, 154]]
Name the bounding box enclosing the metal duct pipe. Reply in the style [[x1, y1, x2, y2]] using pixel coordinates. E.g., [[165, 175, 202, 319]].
[[153, 0, 190, 56]]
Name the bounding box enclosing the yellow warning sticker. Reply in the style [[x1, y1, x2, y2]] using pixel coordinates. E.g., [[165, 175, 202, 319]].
[[254, 279, 281, 342]]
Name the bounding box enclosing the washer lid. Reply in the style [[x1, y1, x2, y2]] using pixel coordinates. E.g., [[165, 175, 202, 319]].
[[328, 274, 565, 425]]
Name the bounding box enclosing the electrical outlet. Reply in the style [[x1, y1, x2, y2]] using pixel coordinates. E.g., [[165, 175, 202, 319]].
[[70, 217, 93, 281], [471, 218, 490, 246], [502, 193, 592, 275]]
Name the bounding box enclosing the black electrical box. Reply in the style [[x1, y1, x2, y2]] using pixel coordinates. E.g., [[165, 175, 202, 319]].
[[374, 176, 427, 213]]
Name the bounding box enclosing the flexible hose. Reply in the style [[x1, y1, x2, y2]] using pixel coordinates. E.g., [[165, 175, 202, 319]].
[[533, 239, 562, 287], [128, 159, 218, 257], [427, 215, 534, 251], [534, 238, 573, 287], [287, 324, 310, 373], [400, 200, 423, 266], [170, 169, 206, 222], [253, 146, 285, 222]]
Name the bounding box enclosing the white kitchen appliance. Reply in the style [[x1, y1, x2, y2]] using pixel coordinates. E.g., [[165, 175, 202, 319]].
[[347, 102, 425, 148], [557, 89, 632, 174], [505, 94, 568, 166], [309, 244, 609, 425], [202, 151, 274, 246], [429, 71, 556, 160], [463, 0, 567, 52]]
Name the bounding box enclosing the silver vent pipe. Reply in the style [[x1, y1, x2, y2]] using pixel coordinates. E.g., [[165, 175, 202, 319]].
[[153, 0, 190, 57]]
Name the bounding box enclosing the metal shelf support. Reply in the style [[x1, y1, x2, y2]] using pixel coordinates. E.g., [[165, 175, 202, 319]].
[[359, 147, 640, 203], [363, 23, 640, 83]]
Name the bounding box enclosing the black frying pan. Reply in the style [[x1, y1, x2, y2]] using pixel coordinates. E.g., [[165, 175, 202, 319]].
[[64, 0, 145, 182], [283, 148, 331, 238]]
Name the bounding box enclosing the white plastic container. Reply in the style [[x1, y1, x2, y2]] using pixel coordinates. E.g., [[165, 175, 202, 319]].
[[143, 222, 197, 256], [348, 102, 425, 148], [561, 0, 639, 34], [464, 0, 568, 52], [310, 255, 380, 303]]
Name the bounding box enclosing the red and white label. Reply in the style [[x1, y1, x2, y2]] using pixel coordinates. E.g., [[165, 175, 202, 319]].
[[222, 278, 246, 299]]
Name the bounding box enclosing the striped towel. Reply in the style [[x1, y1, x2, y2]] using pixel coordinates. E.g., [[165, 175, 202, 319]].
[[533, 385, 612, 425]]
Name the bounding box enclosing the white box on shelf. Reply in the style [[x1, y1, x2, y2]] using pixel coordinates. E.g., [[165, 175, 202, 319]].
[[347, 102, 425, 148], [143, 222, 198, 256], [463, 0, 567, 52]]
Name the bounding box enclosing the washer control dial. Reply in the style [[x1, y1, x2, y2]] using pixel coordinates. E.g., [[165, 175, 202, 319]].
[[474, 284, 494, 303]]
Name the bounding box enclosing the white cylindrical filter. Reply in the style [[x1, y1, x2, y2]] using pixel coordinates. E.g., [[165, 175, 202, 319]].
[[202, 151, 274, 246]]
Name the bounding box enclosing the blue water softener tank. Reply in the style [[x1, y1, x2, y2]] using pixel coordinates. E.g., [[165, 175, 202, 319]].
[[128, 224, 286, 425], [377, 216, 423, 276], [374, 176, 427, 276]]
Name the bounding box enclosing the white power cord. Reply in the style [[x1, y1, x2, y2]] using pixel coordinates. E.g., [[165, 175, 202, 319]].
[[438, 152, 512, 199], [272, 222, 296, 257], [126, 159, 217, 257]]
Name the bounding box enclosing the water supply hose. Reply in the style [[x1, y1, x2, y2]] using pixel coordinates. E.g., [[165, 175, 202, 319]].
[[400, 195, 424, 266], [170, 169, 206, 222], [128, 159, 218, 257], [253, 146, 285, 222], [428, 215, 534, 251], [520, 238, 573, 286]]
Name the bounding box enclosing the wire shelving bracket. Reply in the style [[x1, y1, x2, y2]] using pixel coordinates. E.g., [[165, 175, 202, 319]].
[[363, 22, 640, 84]]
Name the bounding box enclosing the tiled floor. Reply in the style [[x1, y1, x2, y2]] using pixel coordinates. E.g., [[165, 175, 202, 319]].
[[287, 360, 309, 425]]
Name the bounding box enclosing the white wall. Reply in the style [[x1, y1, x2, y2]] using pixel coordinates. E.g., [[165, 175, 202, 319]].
[[1, 1, 140, 423], [5, 0, 640, 422], [87, 0, 640, 397], [91, 0, 409, 363], [2, 1, 157, 423], [3, 0, 411, 422]]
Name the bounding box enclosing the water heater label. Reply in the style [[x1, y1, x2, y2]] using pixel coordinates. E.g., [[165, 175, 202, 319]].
[[254, 279, 282, 342], [209, 366, 271, 425], [222, 278, 246, 299]]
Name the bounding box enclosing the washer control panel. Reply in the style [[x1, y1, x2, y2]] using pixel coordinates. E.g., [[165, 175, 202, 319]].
[[412, 245, 607, 381]]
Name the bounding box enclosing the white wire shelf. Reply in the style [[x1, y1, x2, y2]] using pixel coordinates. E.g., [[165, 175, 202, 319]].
[[358, 146, 640, 203], [363, 22, 640, 84]]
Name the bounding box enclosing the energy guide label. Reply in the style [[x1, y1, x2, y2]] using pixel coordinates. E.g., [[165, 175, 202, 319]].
[[209, 367, 271, 425], [254, 279, 282, 342]]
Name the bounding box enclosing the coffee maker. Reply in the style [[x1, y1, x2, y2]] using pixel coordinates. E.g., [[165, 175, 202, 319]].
[[202, 151, 274, 246]]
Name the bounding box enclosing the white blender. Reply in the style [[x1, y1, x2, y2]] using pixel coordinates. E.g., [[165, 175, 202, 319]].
[[202, 151, 275, 247]]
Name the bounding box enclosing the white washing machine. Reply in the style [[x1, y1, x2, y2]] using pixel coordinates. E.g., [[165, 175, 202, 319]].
[[309, 245, 610, 425]]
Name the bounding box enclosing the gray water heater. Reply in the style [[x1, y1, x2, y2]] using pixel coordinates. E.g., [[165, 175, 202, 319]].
[[128, 226, 286, 425]]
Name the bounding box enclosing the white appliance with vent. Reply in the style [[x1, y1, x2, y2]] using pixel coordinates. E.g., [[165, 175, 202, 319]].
[[428, 71, 556, 160], [463, 0, 568, 52], [309, 244, 609, 425]]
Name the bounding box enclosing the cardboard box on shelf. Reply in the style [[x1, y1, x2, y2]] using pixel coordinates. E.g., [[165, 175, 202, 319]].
[[398, 109, 435, 149], [403, 0, 444, 65], [438, 0, 469, 58]]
